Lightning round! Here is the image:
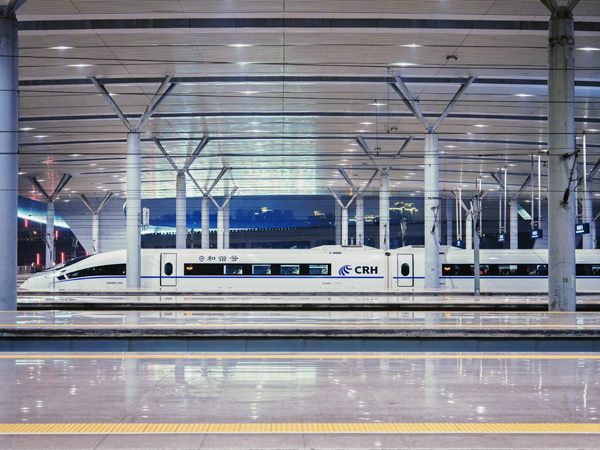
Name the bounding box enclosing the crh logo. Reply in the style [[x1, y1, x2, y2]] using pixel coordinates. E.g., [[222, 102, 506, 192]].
[[339, 265, 379, 276], [339, 265, 352, 276]]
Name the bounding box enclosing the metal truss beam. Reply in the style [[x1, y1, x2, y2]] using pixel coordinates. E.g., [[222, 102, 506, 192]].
[[432, 77, 477, 132]]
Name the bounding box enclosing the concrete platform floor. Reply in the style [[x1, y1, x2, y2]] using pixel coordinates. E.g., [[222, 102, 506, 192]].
[[0, 353, 599, 449]]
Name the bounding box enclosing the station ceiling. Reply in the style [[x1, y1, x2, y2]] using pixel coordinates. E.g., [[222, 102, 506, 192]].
[[12, 0, 600, 204]]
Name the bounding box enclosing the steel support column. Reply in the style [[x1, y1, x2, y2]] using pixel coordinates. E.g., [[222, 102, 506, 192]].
[[224, 203, 230, 249], [0, 9, 18, 310], [126, 132, 142, 289], [547, 4, 576, 311], [510, 201, 519, 249], [379, 172, 390, 250], [424, 132, 440, 288], [217, 208, 224, 249], [176, 172, 186, 249], [201, 196, 210, 249], [91, 213, 99, 254], [335, 205, 342, 245], [466, 213, 473, 250], [583, 188, 594, 249], [446, 199, 453, 246], [356, 195, 364, 245], [45, 202, 55, 269]]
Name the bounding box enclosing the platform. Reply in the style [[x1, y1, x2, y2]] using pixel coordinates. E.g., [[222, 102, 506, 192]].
[[2, 310, 600, 352], [16, 293, 600, 312], [0, 352, 599, 449]]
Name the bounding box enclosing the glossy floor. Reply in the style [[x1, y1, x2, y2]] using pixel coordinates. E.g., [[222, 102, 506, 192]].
[[0, 353, 599, 449]]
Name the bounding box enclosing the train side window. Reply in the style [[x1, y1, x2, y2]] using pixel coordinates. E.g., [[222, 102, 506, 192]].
[[400, 263, 410, 276], [577, 264, 600, 276], [281, 264, 300, 275], [164, 262, 173, 276], [252, 265, 271, 275], [224, 264, 244, 275], [309, 264, 329, 275]]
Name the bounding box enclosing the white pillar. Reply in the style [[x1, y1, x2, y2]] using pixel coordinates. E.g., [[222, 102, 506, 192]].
[[335, 204, 341, 245], [379, 172, 390, 250], [201, 195, 209, 249], [446, 198, 453, 245], [466, 213, 473, 250], [583, 189, 594, 249], [126, 132, 142, 289], [341, 207, 348, 245], [547, 6, 576, 311], [45, 202, 55, 269], [510, 201, 518, 249], [217, 208, 224, 249], [356, 195, 364, 245], [224, 203, 230, 249], [175, 172, 186, 249], [91, 213, 99, 254], [0, 11, 18, 310], [424, 132, 440, 288]]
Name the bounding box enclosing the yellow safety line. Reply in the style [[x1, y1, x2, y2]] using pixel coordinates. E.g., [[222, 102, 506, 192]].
[[0, 422, 599, 434], [0, 354, 600, 360]]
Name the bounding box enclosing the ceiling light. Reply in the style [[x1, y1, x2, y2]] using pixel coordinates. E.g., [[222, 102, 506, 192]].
[[401, 44, 422, 48], [70, 154, 80, 157], [18, 171, 26, 175], [360, 122, 374, 125], [578, 47, 600, 51], [586, 128, 599, 132], [34, 135, 48, 138], [37, 179, 45, 182], [89, 163, 97, 166], [355, 129, 369, 133], [237, 62, 252, 65], [50, 46, 73, 50], [239, 91, 259, 94], [19, 127, 34, 131], [229, 44, 253, 48], [68, 64, 92, 67], [474, 124, 488, 128], [515, 94, 533, 97], [445, 145, 457, 148], [370, 101, 386, 106], [391, 62, 416, 67]]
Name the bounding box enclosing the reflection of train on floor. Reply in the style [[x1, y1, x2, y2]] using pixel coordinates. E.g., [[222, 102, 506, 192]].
[[20, 246, 600, 293]]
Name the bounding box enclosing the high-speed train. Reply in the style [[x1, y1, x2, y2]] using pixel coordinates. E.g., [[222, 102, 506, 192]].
[[20, 245, 600, 293]]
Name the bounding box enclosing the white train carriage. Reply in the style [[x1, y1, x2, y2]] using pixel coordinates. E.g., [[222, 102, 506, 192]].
[[20, 245, 600, 293]]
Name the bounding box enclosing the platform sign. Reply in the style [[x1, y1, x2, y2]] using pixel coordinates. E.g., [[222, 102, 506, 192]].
[[456, 239, 464, 248], [575, 223, 590, 235], [530, 228, 543, 240], [497, 233, 506, 243]]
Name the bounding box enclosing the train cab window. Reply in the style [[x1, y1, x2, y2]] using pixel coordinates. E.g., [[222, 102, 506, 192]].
[[252, 265, 271, 275], [164, 262, 173, 276], [309, 264, 328, 275], [224, 264, 244, 275], [281, 264, 300, 275]]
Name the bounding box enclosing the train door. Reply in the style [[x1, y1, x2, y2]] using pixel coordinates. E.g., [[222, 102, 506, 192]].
[[160, 253, 177, 287], [397, 254, 414, 287]]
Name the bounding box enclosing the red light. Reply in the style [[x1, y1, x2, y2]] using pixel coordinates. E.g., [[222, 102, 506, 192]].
[[61, 252, 65, 263], [55, 230, 58, 240], [25, 219, 28, 228], [85, 251, 88, 256], [36, 253, 40, 265]]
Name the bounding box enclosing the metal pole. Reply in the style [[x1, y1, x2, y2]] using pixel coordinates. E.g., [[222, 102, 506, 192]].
[[356, 195, 364, 245], [510, 201, 519, 249], [547, 5, 576, 311], [446, 198, 453, 246], [582, 134, 593, 249], [45, 202, 55, 269], [341, 207, 348, 245], [379, 171, 390, 250], [126, 132, 142, 289], [466, 212, 473, 250], [201, 195, 210, 249], [538, 153, 542, 226], [0, 10, 18, 310], [217, 207, 224, 249], [91, 213, 99, 254], [424, 132, 440, 288], [473, 180, 481, 296], [503, 168, 508, 232], [224, 203, 230, 249], [175, 172, 186, 249], [335, 204, 341, 245]]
